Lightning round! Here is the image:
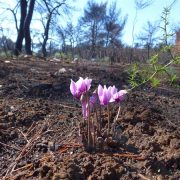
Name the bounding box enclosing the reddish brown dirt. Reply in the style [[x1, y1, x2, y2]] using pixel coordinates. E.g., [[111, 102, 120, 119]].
[[0, 57, 179, 180]]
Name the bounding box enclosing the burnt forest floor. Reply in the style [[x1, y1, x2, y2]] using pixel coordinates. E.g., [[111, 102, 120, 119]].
[[0, 57, 179, 180]]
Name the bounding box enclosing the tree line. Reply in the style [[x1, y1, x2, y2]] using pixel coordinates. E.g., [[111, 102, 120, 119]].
[[0, 0, 179, 63]]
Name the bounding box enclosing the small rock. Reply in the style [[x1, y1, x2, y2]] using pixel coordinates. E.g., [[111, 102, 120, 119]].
[[8, 112, 14, 116], [36, 143, 48, 152], [48, 141, 55, 151], [51, 57, 61, 62], [58, 68, 66, 73], [5, 60, 10, 63], [157, 175, 164, 180], [69, 68, 75, 72], [10, 106, 15, 110], [53, 172, 68, 179]]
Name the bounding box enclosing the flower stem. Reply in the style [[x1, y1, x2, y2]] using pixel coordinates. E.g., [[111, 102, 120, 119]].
[[107, 104, 110, 136], [99, 105, 102, 133], [115, 104, 121, 122], [93, 113, 96, 148], [86, 94, 91, 149]]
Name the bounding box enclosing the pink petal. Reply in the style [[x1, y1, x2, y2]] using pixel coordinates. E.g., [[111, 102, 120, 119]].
[[111, 85, 117, 95], [84, 78, 92, 91], [101, 90, 109, 105], [98, 84, 103, 96], [119, 90, 128, 95], [111, 90, 127, 103], [109, 95, 116, 103], [77, 77, 86, 92], [70, 79, 77, 96], [106, 86, 112, 101], [118, 90, 127, 101]]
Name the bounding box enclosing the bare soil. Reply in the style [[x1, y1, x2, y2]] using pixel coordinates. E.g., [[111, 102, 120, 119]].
[[0, 57, 179, 180]]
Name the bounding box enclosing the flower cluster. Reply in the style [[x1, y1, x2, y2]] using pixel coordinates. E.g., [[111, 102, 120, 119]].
[[70, 77, 127, 117], [70, 77, 127, 150], [98, 85, 127, 105]]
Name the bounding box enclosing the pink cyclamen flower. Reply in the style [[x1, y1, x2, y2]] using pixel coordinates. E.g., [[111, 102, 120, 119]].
[[111, 90, 127, 103], [108, 85, 119, 102], [98, 85, 112, 105], [70, 77, 92, 99]]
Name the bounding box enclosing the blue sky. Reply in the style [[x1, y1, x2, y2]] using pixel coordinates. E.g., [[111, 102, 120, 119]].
[[0, 0, 180, 45], [74, 0, 180, 45]]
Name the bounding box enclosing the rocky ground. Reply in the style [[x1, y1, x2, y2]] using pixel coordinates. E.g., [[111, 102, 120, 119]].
[[0, 57, 179, 180]]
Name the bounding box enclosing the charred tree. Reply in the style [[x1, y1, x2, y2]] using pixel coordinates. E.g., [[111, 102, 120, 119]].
[[41, 0, 66, 57], [14, 0, 35, 56], [24, 0, 35, 55], [14, 0, 27, 56], [42, 13, 52, 58], [80, 1, 107, 59]]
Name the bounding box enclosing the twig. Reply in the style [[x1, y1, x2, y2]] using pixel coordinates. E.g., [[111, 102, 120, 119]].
[[26, 122, 36, 137], [17, 129, 29, 143], [115, 105, 121, 122], [22, 84, 29, 90], [112, 153, 146, 160], [58, 143, 83, 154], [96, 153, 146, 161], [6, 154, 53, 179], [62, 143, 83, 148], [59, 103, 81, 110], [3, 123, 45, 179], [42, 129, 54, 135], [12, 163, 32, 173], [0, 141, 20, 151]]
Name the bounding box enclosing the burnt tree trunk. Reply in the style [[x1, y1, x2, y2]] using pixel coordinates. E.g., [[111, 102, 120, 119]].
[[14, 0, 27, 56], [91, 22, 96, 58], [24, 0, 35, 55], [14, 0, 35, 56], [41, 1, 65, 58], [42, 15, 51, 58]]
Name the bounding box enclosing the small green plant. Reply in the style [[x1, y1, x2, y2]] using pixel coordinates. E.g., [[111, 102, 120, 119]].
[[54, 52, 73, 60], [128, 6, 180, 90], [0, 51, 13, 58]]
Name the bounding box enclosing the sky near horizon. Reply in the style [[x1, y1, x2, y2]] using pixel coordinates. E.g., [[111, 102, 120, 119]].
[[0, 0, 180, 45]]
